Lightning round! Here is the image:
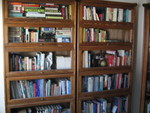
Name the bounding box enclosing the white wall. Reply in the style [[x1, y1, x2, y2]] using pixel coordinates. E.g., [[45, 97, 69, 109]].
[[0, 0, 149, 113]]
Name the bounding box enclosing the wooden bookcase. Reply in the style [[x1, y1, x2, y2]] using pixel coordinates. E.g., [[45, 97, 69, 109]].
[[77, 0, 136, 112], [3, 0, 137, 112], [3, 0, 76, 113], [140, 3, 150, 113]]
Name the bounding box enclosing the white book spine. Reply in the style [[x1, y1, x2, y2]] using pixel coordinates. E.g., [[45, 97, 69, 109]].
[[83, 6, 86, 20], [88, 77, 94, 92], [40, 53, 45, 70], [118, 8, 123, 22], [112, 8, 117, 22]]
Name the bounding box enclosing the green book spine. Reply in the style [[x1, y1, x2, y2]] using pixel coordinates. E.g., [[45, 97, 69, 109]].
[[46, 16, 63, 19], [25, 8, 45, 12]]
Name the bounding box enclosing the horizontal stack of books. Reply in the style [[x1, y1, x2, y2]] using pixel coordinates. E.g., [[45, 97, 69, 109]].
[[82, 97, 128, 113], [82, 73, 128, 92], [83, 6, 132, 22], [8, 27, 23, 42], [44, 3, 63, 19], [39, 27, 56, 42], [23, 3, 45, 18], [9, 2, 71, 19], [10, 78, 71, 99], [9, 2, 24, 17], [56, 28, 72, 42]]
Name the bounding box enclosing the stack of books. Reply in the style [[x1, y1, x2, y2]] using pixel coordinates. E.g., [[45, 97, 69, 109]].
[[39, 27, 56, 42], [56, 28, 72, 42], [8, 27, 23, 42], [9, 2, 24, 17], [44, 3, 63, 19], [9, 2, 72, 19], [23, 3, 45, 18]]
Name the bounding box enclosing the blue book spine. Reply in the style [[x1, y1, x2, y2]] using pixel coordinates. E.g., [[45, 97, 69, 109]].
[[36, 79, 40, 97], [40, 79, 44, 97], [99, 76, 103, 91], [125, 9, 129, 22], [93, 101, 97, 113]]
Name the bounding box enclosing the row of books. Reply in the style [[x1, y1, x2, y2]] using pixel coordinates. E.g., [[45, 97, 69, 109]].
[[82, 73, 128, 92], [9, 27, 71, 43], [83, 6, 132, 22], [10, 52, 71, 71], [11, 78, 71, 99], [14, 105, 70, 113], [82, 28, 108, 42], [82, 97, 128, 113], [9, 2, 71, 19], [82, 50, 130, 68]]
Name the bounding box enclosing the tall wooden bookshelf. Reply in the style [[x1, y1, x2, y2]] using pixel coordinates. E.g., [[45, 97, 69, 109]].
[[3, 0, 76, 113], [140, 3, 150, 113], [77, 0, 136, 112]]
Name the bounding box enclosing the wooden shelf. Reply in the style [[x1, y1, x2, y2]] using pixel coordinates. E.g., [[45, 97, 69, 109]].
[[4, 19, 74, 27], [8, 95, 73, 105], [7, 98, 72, 109], [79, 20, 133, 29], [79, 66, 131, 73], [80, 0, 137, 8], [79, 67, 131, 76], [78, 88, 130, 100], [5, 43, 74, 52], [79, 42, 132, 50], [7, 0, 74, 4], [7, 74, 73, 80], [6, 69, 74, 77]]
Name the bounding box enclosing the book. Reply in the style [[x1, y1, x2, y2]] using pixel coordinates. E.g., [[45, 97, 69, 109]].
[[118, 9, 123, 22], [46, 16, 63, 19]]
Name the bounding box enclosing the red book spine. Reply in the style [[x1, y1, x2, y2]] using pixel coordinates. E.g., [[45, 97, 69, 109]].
[[34, 82, 36, 97], [22, 4, 40, 7], [82, 6, 84, 20], [41, 5, 59, 7], [99, 14, 103, 21], [61, 6, 65, 19], [9, 2, 22, 5]]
